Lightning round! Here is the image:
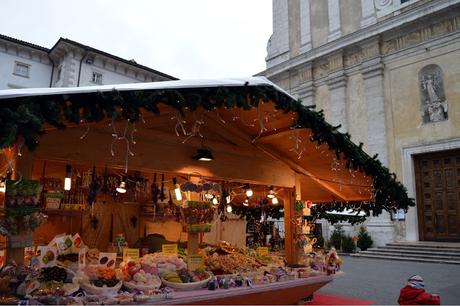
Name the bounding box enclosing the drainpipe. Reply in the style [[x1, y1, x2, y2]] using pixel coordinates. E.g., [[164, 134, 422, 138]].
[[47, 54, 55, 87], [77, 50, 89, 87]]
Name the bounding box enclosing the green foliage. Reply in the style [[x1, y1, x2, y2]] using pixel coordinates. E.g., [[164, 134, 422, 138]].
[[327, 225, 345, 250], [342, 236, 356, 253], [294, 201, 304, 212], [357, 226, 373, 251], [0, 84, 415, 216]]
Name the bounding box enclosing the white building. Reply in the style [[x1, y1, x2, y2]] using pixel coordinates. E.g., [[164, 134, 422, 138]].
[[0, 34, 176, 90], [262, 0, 460, 245]]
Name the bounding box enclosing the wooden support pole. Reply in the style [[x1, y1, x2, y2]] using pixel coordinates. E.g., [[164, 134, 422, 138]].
[[284, 187, 298, 265]]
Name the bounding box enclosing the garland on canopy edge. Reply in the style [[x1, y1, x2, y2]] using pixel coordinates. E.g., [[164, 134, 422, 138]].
[[0, 84, 415, 216]]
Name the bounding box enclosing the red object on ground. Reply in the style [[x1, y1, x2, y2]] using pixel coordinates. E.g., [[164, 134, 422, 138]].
[[309, 293, 374, 305], [398, 285, 441, 305]]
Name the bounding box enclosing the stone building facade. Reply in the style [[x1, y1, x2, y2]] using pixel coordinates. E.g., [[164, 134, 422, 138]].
[[263, 0, 460, 245], [0, 34, 175, 90]]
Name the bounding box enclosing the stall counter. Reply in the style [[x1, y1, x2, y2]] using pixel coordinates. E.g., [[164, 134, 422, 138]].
[[157, 275, 332, 305]]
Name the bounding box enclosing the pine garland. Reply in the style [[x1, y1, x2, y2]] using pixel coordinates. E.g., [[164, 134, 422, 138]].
[[0, 84, 415, 218]]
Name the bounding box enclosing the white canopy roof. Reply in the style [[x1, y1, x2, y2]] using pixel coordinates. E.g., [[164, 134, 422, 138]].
[[0, 76, 294, 100]]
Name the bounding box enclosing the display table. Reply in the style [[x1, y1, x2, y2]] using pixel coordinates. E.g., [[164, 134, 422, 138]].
[[159, 275, 333, 305]]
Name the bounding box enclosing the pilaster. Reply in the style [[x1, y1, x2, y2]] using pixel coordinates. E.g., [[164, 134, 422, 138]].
[[327, 0, 342, 42], [327, 71, 347, 132], [360, 0, 377, 28], [300, 0, 312, 53], [361, 55, 394, 245]]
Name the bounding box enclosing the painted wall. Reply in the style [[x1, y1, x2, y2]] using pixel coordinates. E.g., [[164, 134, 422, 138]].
[[0, 48, 51, 89]]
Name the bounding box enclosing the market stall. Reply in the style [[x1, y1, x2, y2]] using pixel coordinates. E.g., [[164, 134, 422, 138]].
[[0, 77, 414, 304]]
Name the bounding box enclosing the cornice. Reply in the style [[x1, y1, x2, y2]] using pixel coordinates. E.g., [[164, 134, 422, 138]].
[[263, 0, 460, 78]]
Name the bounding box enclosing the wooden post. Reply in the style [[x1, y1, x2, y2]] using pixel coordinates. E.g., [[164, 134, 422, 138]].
[[284, 187, 297, 265]]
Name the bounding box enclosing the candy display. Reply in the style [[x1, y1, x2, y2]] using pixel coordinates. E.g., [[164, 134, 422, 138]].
[[17, 266, 79, 297], [78, 266, 123, 295], [120, 260, 162, 292], [162, 269, 211, 290]]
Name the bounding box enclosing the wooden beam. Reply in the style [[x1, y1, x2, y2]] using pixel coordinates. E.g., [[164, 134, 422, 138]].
[[254, 144, 349, 201], [33, 126, 296, 187]]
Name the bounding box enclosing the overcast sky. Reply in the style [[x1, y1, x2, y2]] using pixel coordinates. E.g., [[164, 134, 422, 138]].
[[0, 0, 272, 79]]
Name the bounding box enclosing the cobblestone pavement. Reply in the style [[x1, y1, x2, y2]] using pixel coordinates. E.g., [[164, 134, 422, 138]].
[[318, 256, 460, 305]]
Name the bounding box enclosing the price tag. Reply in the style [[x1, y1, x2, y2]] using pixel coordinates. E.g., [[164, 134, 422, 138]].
[[162, 244, 178, 255], [187, 254, 204, 271], [257, 247, 269, 257], [123, 248, 140, 262]]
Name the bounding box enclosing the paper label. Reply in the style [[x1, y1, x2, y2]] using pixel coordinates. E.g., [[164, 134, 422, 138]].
[[123, 248, 140, 262], [78, 247, 87, 270], [98, 252, 116, 268], [0, 250, 5, 269], [162, 244, 178, 255], [37, 246, 57, 268], [55, 235, 73, 255], [187, 255, 204, 271], [257, 247, 269, 257]]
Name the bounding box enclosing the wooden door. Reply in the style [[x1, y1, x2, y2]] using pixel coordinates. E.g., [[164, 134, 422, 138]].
[[414, 150, 460, 241]]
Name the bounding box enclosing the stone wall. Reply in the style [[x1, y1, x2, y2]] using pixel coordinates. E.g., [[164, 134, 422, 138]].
[[263, 2, 460, 245]]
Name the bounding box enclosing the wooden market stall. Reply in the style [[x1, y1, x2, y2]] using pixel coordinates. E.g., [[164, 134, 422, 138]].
[[0, 77, 414, 304]]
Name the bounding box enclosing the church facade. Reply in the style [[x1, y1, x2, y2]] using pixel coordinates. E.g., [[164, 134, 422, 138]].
[[262, 0, 460, 245]]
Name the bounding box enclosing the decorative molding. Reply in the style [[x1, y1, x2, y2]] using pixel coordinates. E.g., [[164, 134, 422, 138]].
[[298, 63, 313, 82], [328, 51, 344, 73], [263, 0, 460, 79], [382, 16, 460, 55], [313, 61, 330, 79], [374, 0, 392, 11], [344, 48, 363, 68]]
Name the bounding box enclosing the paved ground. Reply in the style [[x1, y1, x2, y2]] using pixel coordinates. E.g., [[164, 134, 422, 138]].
[[318, 256, 460, 305]]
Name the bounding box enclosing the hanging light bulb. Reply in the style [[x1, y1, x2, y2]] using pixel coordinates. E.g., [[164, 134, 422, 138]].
[[245, 184, 253, 197], [272, 197, 279, 205], [243, 197, 249, 206], [226, 205, 233, 213], [226, 194, 231, 204], [116, 176, 127, 193], [64, 165, 72, 191], [267, 186, 275, 199], [173, 178, 182, 201], [212, 197, 219, 205], [204, 193, 214, 200]]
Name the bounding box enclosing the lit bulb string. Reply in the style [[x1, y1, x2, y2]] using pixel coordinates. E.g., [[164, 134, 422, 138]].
[[109, 117, 136, 174], [182, 112, 205, 144]]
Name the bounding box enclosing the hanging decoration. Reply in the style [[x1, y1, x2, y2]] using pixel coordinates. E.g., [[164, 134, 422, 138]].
[[0, 83, 415, 215]]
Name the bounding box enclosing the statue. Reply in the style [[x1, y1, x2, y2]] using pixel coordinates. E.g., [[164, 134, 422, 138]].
[[419, 65, 448, 123]]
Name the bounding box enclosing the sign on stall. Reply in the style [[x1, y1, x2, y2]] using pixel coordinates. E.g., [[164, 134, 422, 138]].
[[162, 244, 178, 256], [257, 247, 269, 257], [123, 248, 140, 262], [188, 255, 204, 270]]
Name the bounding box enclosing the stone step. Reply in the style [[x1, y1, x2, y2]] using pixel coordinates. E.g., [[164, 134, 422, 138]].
[[369, 247, 460, 256], [361, 249, 460, 260], [350, 253, 460, 265], [386, 243, 460, 251], [379, 245, 460, 255]]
